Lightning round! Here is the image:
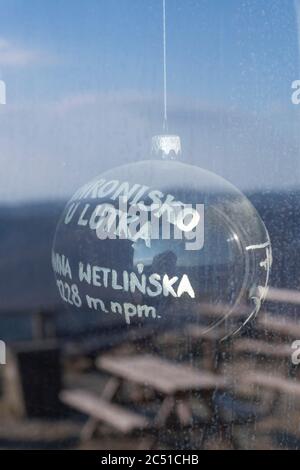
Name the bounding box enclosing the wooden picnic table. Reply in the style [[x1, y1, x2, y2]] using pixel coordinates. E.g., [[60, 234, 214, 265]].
[[61, 354, 228, 445], [96, 354, 228, 431], [97, 354, 227, 395]]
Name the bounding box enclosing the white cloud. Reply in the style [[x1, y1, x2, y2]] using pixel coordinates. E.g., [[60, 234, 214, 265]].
[[0, 38, 40, 66]]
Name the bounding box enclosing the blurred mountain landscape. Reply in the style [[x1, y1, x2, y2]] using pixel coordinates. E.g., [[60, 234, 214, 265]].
[[0, 201, 64, 313], [0, 191, 299, 314]]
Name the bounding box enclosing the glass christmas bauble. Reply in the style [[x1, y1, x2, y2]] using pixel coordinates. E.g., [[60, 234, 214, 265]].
[[52, 136, 271, 338]]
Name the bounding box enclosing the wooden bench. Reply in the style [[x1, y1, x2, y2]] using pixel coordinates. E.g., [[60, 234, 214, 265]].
[[60, 389, 148, 440], [189, 302, 249, 321], [185, 324, 225, 341], [232, 371, 300, 423], [242, 371, 300, 398], [266, 287, 300, 306], [258, 313, 300, 339], [232, 338, 292, 359]]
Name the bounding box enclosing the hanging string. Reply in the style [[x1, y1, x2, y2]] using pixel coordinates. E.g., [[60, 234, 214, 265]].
[[163, 0, 168, 131]]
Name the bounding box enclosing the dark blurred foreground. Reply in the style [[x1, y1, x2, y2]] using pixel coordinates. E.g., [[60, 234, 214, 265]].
[[0, 192, 300, 449], [0, 287, 300, 450]]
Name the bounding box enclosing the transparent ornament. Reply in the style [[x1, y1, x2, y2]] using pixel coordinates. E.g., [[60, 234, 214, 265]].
[[52, 135, 272, 338]]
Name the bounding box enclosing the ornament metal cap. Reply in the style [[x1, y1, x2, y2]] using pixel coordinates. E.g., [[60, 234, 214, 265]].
[[151, 135, 181, 160]]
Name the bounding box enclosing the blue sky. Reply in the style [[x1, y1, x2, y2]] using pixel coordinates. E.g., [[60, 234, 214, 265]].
[[0, 0, 300, 201]]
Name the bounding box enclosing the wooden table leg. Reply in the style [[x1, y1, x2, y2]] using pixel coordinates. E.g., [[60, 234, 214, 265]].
[[154, 396, 176, 428], [100, 377, 121, 401], [80, 417, 99, 442], [79, 377, 122, 442], [176, 399, 193, 426]]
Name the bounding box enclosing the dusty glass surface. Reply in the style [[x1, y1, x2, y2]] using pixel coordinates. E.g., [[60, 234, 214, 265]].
[[53, 158, 271, 339], [0, 0, 299, 451]]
